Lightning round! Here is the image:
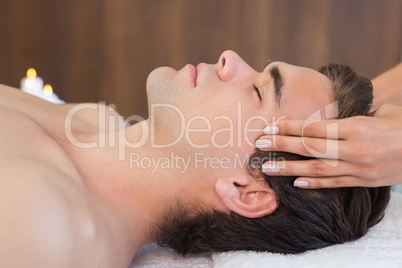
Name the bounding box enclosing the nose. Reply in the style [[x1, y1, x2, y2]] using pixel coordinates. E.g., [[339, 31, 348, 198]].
[[217, 50, 254, 82]]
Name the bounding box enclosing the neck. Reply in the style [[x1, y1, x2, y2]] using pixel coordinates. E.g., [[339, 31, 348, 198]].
[[67, 119, 202, 254]]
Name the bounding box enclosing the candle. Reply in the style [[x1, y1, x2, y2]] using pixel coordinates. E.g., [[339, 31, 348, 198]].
[[42, 84, 65, 104], [20, 68, 65, 104], [20, 68, 44, 97]]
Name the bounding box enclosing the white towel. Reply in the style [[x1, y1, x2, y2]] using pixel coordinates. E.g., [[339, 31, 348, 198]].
[[130, 193, 402, 268], [130, 243, 212, 268]]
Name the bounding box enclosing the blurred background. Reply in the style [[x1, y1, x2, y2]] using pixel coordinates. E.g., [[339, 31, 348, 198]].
[[0, 0, 401, 119]]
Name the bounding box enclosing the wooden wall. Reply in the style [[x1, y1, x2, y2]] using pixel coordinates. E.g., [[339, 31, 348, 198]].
[[0, 0, 401, 118]]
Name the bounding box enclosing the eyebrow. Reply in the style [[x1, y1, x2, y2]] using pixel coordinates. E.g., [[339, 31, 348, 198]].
[[264, 61, 284, 107]]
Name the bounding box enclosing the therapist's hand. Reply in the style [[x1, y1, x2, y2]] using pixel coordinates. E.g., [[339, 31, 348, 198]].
[[256, 104, 402, 188]]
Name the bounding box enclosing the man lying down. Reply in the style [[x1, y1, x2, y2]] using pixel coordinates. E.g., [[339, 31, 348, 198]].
[[0, 50, 390, 267]]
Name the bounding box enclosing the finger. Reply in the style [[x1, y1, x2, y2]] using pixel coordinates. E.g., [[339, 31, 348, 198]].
[[292, 176, 375, 189], [263, 116, 365, 139], [265, 119, 349, 139], [256, 135, 350, 160], [262, 159, 356, 178]]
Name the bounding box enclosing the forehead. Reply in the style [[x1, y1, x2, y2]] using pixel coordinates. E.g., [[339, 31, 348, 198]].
[[268, 62, 334, 120]]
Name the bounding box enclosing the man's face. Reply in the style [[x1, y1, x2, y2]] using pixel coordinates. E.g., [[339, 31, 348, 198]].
[[145, 50, 333, 178]]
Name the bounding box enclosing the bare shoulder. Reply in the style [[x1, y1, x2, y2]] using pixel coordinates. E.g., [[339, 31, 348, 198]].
[[0, 84, 125, 135], [0, 159, 99, 267]]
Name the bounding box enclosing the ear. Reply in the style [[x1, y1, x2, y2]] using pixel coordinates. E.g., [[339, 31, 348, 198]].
[[215, 176, 278, 218]]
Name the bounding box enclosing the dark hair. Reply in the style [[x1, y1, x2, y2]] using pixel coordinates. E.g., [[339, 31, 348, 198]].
[[155, 64, 391, 254]]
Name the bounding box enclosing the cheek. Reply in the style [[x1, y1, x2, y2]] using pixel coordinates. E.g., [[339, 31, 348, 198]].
[[242, 111, 269, 147], [149, 77, 263, 155], [185, 104, 266, 158], [186, 103, 263, 150]]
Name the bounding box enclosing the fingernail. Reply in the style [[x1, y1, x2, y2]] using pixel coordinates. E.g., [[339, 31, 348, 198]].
[[294, 180, 309, 188], [263, 126, 278, 134], [255, 139, 272, 149], [262, 164, 280, 173]]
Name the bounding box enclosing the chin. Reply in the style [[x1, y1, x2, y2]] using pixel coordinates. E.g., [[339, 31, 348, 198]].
[[146, 66, 177, 102]]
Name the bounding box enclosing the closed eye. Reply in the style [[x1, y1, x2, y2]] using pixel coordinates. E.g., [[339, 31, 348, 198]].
[[253, 85, 262, 100]]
